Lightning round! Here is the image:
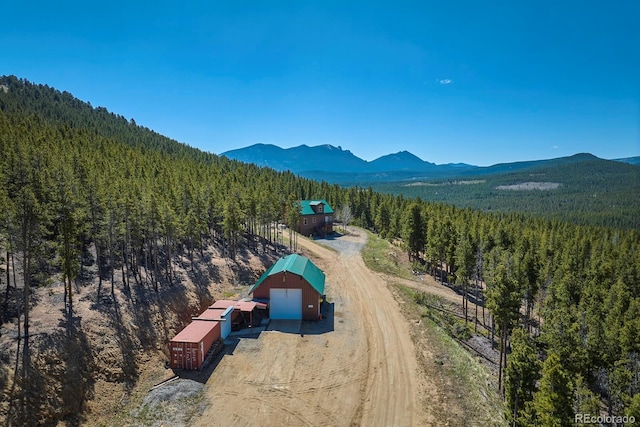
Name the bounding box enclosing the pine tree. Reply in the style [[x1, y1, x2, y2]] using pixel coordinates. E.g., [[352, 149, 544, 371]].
[[51, 162, 83, 321], [486, 250, 523, 392], [286, 195, 301, 252], [455, 227, 475, 323], [573, 374, 601, 417], [374, 201, 391, 238], [401, 202, 425, 262], [629, 393, 640, 420], [223, 195, 242, 260], [505, 328, 541, 426], [532, 352, 574, 427]]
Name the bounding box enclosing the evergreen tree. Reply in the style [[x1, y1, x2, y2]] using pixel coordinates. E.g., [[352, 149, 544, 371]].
[[286, 195, 301, 252], [573, 374, 601, 418], [532, 352, 574, 427], [454, 227, 475, 322], [223, 195, 242, 259], [505, 328, 541, 426], [401, 202, 425, 262], [486, 251, 523, 392], [51, 162, 83, 320], [374, 200, 391, 238], [629, 393, 640, 420]]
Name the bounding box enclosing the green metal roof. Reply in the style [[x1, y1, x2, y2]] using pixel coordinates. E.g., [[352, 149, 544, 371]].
[[300, 199, 334, 216], [249, 254, 325, 295]]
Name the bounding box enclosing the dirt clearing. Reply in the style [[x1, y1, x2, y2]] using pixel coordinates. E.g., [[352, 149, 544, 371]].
[[495, 182, 561, 190], [191, 229, 437, 426]]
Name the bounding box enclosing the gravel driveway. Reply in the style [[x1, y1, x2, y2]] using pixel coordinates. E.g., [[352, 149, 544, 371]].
[[314, 228, 365, 256]]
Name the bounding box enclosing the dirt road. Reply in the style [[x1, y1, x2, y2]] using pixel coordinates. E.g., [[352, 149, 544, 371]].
[[193, 229, 435, 426]]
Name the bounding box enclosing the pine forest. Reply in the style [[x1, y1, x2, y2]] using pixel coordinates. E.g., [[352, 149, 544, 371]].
[[0, 76, 639, 425]]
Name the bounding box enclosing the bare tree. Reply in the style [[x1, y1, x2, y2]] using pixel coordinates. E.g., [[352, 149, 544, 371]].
[[337, 205, 353, 233]]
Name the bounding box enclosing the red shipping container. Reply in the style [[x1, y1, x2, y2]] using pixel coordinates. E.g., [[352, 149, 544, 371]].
[[169, 320, 221, 370]]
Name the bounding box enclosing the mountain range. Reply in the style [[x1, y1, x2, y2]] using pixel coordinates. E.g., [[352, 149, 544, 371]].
[[221, 143, 639, 183], [222, 143, 448, 174]]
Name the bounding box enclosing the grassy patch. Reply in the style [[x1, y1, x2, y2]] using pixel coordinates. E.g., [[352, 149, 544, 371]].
[[394, 284, 506, 426], [361, 230, 506, 424], [223, 290, 238, 298], [412, 290, 473, 341], [361, 230, 413, 280]]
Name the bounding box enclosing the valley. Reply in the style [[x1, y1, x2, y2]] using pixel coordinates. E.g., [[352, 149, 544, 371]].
[[225, 145, 640, 229]]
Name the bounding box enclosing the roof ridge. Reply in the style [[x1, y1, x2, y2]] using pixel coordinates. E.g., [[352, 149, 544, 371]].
[[249, 253, 325, 295]]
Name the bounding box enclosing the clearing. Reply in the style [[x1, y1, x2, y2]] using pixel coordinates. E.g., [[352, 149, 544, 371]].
[[191, 229, 438, 426], [495, 182, 561, 190]]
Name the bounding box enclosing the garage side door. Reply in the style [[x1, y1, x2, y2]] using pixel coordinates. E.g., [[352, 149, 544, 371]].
[[270, 288, 302, 320]]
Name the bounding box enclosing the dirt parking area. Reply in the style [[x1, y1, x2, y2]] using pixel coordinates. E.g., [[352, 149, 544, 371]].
[[190, 229, 437, 426]]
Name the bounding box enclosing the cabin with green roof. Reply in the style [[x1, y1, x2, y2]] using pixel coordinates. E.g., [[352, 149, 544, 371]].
[[249, 254, 325, 320], [298, 199, 334, 237]]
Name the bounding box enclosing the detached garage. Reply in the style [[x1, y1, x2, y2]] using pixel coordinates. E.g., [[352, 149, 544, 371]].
[[249, 254, 325, 321]]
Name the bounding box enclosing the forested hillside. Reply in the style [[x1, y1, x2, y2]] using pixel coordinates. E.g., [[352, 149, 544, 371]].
[[1, 76, 639, 425], [372, 155, 640, 229]]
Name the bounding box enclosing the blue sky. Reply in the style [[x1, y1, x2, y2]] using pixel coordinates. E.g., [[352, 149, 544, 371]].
[[1, 1, 638, 166]]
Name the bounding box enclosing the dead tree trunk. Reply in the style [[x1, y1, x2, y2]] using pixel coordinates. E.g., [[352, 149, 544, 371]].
[[21, 218, 32, 382], [3, 247, 11, 323], [474, 279, 479, 333], [153, 236, 159, 292], [95, 240, 103, 300]]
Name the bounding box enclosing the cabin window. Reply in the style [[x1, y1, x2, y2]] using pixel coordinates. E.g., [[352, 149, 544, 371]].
[[312, 217, 316, 223], [303, 218, 308, 225]]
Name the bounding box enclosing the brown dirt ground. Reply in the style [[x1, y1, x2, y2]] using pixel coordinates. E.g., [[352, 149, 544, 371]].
[[1, 228, 497, 426], [0, 244, 277, 426], [191, 229, 439, 426]]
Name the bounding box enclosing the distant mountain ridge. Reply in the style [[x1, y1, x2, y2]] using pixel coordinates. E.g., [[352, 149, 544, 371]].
[[221, 143, 637, 182], [614, 156, 640, 166], [369, 151, 436, 172], [221, 143, 471, 175], [222, 143, 368, 174]]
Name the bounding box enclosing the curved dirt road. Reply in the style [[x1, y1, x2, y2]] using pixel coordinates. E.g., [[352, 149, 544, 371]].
[[194, 229, 433, 426]]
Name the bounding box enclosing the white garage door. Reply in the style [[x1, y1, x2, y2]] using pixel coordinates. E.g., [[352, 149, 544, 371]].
[[270, 288, 302, 320]]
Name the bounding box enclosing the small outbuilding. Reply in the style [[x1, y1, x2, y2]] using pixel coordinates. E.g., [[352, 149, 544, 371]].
[[249, 254, 325, 321], [210, 299, 267, 328]]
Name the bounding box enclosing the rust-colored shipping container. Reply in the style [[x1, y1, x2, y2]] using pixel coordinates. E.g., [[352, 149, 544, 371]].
[[169, 320, 221, 370]]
